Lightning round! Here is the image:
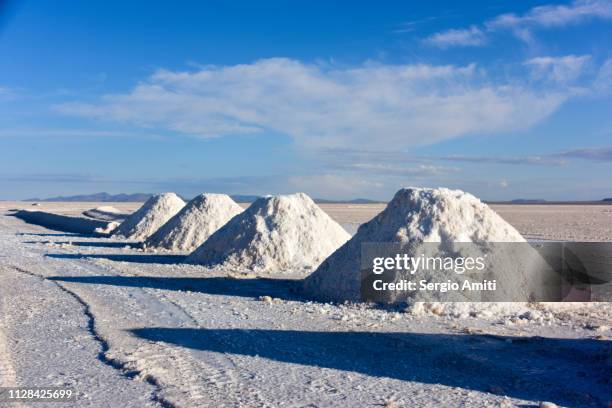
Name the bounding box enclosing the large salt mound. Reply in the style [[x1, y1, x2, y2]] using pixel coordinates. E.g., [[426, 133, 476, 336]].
[[144, 193, 243, 252], [302, 187, 551, 304], [113, 193, 185, 241], [187, 193, 351, 273]]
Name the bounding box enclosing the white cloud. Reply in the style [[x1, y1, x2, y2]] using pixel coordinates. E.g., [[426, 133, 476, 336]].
[[337, 163, 461, 177], [425, 0, 612, 48], [57, 58, 569, 151], [286, 174, 387, 199], [595, 58, 612, 91], [0, 86, 19, 100], [423, 26, 487, 48], [488, 0, 612, 30], [0, 128, 157, 139], [524, 55, 591, 83]]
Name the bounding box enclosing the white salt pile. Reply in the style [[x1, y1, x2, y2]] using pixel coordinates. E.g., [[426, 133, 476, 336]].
[[113, 193, 185, 241], [302, 187, 552, 314], [95, 221, 120, 235], [145, 193, 243, 252], [187, 193, 350, 273], [83, 206, 128, 222]]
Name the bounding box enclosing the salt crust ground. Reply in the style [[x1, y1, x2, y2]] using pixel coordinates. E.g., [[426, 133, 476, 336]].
[[0, 201, 610, 407]]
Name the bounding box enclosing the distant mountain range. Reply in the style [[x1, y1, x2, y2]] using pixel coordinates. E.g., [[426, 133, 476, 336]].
[[26, 192, 155, 202], [488, 198, 612, 204], [25, 192, 612, 204], [509, 199, 548, 204], [25, 192, 383, 204]]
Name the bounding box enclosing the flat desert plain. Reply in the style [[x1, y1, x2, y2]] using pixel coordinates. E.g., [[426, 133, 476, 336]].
[[14, 201, 609, 240], [325, 202, 612, 242], [0, 201, 611, 408]]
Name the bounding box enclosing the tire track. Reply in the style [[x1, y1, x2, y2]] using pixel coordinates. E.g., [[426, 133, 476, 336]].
[[0, 272, 19, 388], [7, 265, 175, 408]]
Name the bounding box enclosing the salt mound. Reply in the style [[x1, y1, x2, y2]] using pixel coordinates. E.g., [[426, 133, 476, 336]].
[[95, 221, 120, 235], [13, 210, 117, 236], [187, 193, 350, 273], [145, 193, 243, 252], [302, 187, 549, 304], [83, 206, 128, 222], [113, 193, 185, 240]]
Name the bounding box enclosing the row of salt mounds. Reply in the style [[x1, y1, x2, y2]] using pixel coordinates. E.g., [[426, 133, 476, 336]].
[[113, 193, 185, 241], [145, 193, 243, 252], [187, 193, 351, 273], [302, 187, 555, 317]]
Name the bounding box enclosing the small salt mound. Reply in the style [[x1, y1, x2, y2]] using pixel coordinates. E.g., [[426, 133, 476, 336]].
[[113, 193, 185, 241], [145, 193, 243, 252], [12, 210, 117, 236], [95, 221, 120, 235], [83, 206, 128, 222], [187, 193, 350, 273], [302, 187, 550, 306]]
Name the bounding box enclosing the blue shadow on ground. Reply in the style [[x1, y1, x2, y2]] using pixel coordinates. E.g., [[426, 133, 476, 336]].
[[48, 275, 299, 300], [46, 253, 186, 264], [130, 327, 612, 407], [16, 232, 82, 237], [48, 274, 612, 405], [25, 240, 135, 248]]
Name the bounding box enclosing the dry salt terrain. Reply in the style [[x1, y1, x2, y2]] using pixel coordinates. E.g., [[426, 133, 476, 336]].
[[0, 200, 611, 407]]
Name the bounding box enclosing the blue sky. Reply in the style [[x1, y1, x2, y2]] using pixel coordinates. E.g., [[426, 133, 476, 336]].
[[1, 0, 612, 200]]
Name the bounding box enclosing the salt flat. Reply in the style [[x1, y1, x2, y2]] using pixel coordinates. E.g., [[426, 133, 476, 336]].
[[7, 201, 612, 241], [0, 201, 611, 407]]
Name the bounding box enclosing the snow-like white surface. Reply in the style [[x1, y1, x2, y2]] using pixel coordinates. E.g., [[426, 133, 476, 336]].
[[83, 206, 128, 222], [303, 187, 547, 306], [95, 221, 120, 235], [113, 193, 185, 241], [1, 201, 611, 408], [11, 210, 117, 235], [145, 193, 243, 252], [187, 193, 350, 273]]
